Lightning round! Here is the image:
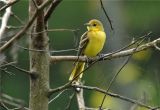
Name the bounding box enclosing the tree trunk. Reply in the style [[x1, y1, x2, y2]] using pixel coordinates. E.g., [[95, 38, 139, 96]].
[[29, 0, 49, 110]]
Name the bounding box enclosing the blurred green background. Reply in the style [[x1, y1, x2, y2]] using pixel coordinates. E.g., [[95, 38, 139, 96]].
[[1, 0, 160, 110]]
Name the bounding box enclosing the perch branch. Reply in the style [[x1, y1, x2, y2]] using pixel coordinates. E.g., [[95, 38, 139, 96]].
[[50, 37, 160, 62]]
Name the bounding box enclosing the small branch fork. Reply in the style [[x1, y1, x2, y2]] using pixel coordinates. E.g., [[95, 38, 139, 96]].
[[0, 0, 58, 53]]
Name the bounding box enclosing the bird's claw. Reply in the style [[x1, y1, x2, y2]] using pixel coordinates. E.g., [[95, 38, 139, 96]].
[[98, 53, 105, 60], [86, 57, 94, 67]]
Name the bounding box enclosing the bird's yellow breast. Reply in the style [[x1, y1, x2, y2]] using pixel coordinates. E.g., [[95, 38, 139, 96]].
[[84, 31, 106, 57]]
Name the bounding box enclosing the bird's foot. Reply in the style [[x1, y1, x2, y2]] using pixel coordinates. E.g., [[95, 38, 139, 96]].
[[98, 53, 105, 60], [86, 57, 94, 67]]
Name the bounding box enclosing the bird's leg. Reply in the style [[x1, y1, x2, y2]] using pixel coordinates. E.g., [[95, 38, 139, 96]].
[[97, 53, 105, 61], [86, 56, 94, 67]]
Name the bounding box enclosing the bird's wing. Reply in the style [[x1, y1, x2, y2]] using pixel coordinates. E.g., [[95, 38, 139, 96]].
[[77, 31, 89, 56]]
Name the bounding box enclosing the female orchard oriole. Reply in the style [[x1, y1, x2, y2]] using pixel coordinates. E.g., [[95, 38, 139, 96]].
[[69, 19, 106, 82]]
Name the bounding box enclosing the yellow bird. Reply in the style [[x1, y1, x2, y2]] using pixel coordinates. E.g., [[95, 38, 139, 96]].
[[69, 19, 106, 81]]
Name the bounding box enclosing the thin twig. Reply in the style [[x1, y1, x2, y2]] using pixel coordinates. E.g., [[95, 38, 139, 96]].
[[50, 37, 160, 63], [72, 84, 157, 110], [0, 0, 12, 40], [0, 101, 10, 110], [6, 25, 24, 29], [85, 107, 109, 110], [44, 0, 63, 23], [0, 93, 26, 109], [0, 68, 13, 75], [65, 92, 75, 110], [15, 44, 77, 53], [49, 89, 68, 104], [99, 33, 149, 109], [0, 61, 16, 68], [48, 82, 71, 97], [0, 0, 19, 12], [10, 107, 30, 110], [28, 28, 79, 35], [1, 61, 31, 75], [154, 43, 160, 51], [9, 64, 31, 75], [99, 0, 113, 30], [11, 12, 24, 25], [0, 0, 55, 53]]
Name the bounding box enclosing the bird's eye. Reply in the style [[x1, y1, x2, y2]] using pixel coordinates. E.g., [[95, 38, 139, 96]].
[[93, 23, 97, 26]]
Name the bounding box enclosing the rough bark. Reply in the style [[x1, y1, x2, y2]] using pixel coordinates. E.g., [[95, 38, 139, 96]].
[[29, 0, 49, 110]]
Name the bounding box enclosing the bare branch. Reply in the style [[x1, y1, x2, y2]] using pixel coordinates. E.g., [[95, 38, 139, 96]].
[[65, 92, 75, 110], [50, 37, 160, 62], [0, 101, 10, 110], [0, 93, 28, 109], [0, 61, 16, 67], [44, 0, 63, 23], [11, 12, 24, 25], [72, 85, 158, 110], [48, 82, 71, 97], [49, 89, 68, 104], [28, 28, 79, 35], [154, 43, 160, 51], [0, 61, 31, 76], [99, 0, 113, 30], [76, 88, 85, 110], [0, 0, 12, 40], [0, 0, 19, 12], [99, 35, 148, 109], [9, 64, 31, 75], [0, 0, 54, 53]]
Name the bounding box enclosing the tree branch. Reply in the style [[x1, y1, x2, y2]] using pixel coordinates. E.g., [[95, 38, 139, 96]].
[[0, 0, 12, 40], [0, 93, 27, 109], [76, 89, 85, 110], [72, 85, 158, 110], [99, 0, 113, 30], [50, 37, 160, 62], [0, 0, 18, 12], [44, 0, 63, 23], [0, 0, 54, 53], [48, 82, 71, 97]]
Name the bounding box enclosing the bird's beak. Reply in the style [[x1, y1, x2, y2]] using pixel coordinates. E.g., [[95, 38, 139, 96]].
[[84, 23, 91, 26]]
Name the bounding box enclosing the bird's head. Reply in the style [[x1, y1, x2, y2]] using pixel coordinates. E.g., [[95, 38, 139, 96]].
[[85, 19, 104, 31]]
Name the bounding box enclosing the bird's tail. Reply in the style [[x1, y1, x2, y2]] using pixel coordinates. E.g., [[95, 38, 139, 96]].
[[69, 62, 85, 81]]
